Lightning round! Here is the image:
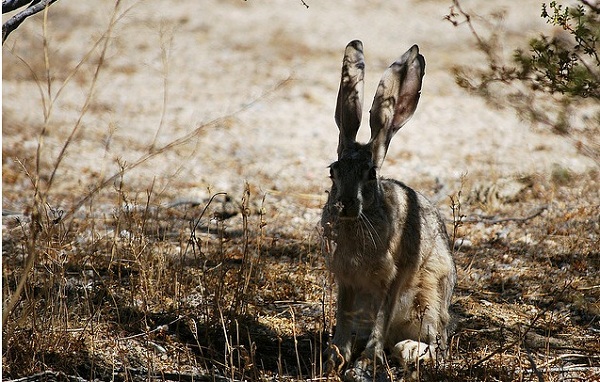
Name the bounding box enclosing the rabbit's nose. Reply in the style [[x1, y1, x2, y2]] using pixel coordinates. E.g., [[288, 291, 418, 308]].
[[339, 198, 360, 218]]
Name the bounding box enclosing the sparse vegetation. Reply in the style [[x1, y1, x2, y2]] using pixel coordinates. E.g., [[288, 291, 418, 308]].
[[4, 157, 599, 381], [447, 0, 600, 163], [3, 1, 599, 381]]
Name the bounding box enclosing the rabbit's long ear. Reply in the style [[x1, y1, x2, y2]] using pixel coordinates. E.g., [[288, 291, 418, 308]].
[[335, 40, 365, 157], [368, 45, 425, 169]]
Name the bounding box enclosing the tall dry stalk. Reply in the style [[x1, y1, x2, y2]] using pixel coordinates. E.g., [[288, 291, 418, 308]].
[[3, 0, 125, 328]]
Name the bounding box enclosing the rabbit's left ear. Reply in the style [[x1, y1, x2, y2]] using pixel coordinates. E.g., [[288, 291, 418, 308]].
[[335, 40, 365, 158], [368, 45, 425, 169]]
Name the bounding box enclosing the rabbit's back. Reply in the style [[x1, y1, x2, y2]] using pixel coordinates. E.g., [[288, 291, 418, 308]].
[[381, 179, 455, 346]]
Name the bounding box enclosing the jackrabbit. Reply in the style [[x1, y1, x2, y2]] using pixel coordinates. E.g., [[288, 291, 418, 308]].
[[321, 40, 456, 375]]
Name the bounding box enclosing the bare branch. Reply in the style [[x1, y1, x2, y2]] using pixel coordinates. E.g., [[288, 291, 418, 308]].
[[581, 0, 600, 13], [2, 0, 60, 44], [463, 206, 548, 224], [2, 0, 32, 13]]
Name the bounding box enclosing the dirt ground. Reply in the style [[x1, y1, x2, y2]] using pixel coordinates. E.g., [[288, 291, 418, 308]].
[[2, 0, 599, 381], [3, 0, 596, 201]]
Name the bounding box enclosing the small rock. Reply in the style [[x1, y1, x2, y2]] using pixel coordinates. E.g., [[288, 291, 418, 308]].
[[453, 237, 472, 250]]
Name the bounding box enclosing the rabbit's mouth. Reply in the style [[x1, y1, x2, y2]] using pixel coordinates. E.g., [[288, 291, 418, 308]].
[[339, 210, 361, 220], [334, 199, 362, 219]]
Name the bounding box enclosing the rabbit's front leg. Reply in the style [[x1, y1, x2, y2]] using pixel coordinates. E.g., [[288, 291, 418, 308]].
[[343, 295, 387, 382], [358, 302, 386, 364], [327, 283, 355, 370], [360, 284, 398, 364]]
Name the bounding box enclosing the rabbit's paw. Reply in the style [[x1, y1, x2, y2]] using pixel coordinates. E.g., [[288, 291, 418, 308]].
[[392, 339, 435, 367], [343, 364, 372, 382], [343, 356, 391, 382]]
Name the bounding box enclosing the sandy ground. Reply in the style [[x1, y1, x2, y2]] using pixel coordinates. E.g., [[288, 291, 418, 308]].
[[2, 0, 597, 216]]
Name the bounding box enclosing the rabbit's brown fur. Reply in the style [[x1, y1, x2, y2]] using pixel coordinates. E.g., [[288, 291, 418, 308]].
[[322, 41, 456, 374]]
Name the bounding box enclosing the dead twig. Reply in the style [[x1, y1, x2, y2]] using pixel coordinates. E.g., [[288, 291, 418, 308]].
[[445, 0, 486, 51], [525, 348, 544, 382], [4, 370, 87, 382], [2, 0, 61, 43], [117, 315, 185, 341], [4, 368, 234, 382], [463, 205, 547, 224], [581, 0, 600, 13], [539, 353, 600, 368], [64, 76, 291, 221], [473, 281, 572, 367], [3, 0, 31, 13]]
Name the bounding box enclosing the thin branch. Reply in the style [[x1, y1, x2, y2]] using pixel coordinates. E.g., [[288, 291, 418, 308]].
[[446, 0, 485, 49], [64, 77, 292, 220], [462, 205, 547, 224], [3, 369, 232, 382], [117, 315, 184, 341], [1, 218, 39, 326], [580, 0, 600, 13], [2, 0, 31, 14], [473, 282, 572, 367], [539, 353, 600, 369], [2, 0, 60, 43], [44, 0, 124, 195], [149, 26, 174, 151], [525, 349, 544, 382], [2, 0, 122, 331]]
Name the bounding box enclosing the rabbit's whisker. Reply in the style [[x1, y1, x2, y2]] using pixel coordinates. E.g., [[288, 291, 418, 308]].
[[358, 212, 380, 247]]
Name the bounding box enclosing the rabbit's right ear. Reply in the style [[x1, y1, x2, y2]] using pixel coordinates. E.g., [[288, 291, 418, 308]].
[[335, 40, 365, 157], [368, 45, 425, 169]]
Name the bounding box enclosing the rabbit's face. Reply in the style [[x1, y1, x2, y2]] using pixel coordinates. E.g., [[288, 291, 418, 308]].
[[329, 146, 377, 220]]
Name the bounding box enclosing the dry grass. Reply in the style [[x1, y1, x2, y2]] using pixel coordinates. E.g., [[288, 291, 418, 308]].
[[2, 181, 329, 380], [3, 3, 599, 382], [3, 166, 599, 381]]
